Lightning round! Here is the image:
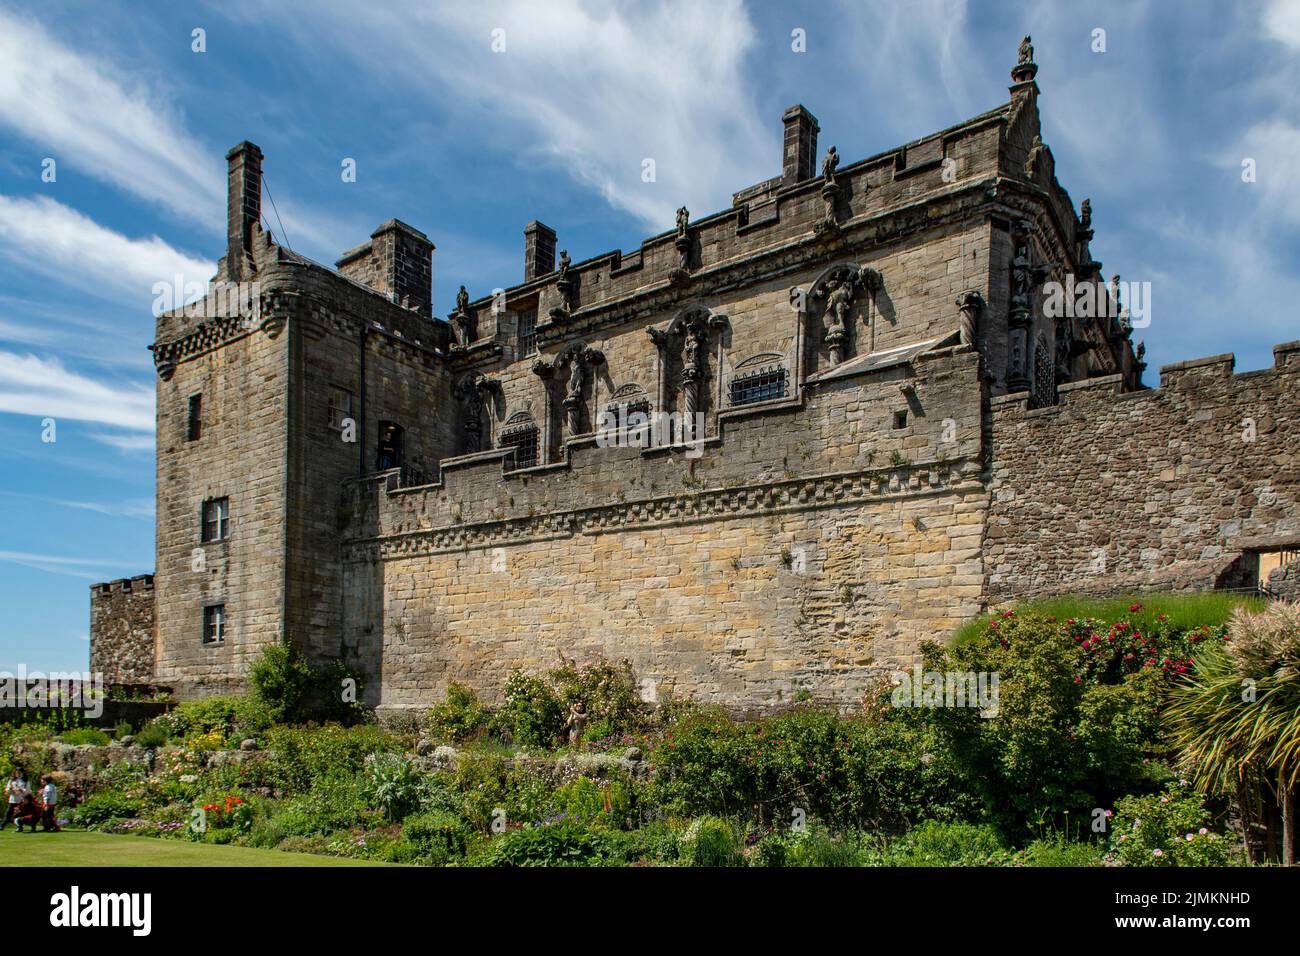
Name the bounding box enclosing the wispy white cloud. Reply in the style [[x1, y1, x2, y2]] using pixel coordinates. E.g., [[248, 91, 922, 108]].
[[0, 549, 128, 580], [0, 350, 154, 432], [0, 6, 224, 225], [0, 195, 214, 307], [228, 0, 774, 231], [87, 432, 156, 453], [0, 489, 154, 519]]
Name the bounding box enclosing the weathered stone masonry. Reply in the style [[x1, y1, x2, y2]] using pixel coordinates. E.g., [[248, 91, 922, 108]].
[[88, 44, 1298, 711]]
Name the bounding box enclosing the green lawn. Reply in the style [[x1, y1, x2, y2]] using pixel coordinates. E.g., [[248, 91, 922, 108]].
[[0, 829, 396, 867]]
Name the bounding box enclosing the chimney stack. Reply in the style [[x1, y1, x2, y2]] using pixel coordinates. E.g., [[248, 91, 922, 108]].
[[781, 105, 819, 185], [524, 221, 557, 281], [371, 220, 434, 316], [225, 141, 263, 281]]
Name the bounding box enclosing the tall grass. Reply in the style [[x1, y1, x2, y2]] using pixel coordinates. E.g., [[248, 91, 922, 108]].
[[953, 591, 1265, 646]]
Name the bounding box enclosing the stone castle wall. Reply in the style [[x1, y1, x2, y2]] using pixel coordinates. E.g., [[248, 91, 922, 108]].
[[89, 576, 156, 683], [344, 345, 986, 710], [986, 341, 1300, 600]]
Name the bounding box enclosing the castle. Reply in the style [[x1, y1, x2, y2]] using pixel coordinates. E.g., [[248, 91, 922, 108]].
[[89, 43, 1299, 714]]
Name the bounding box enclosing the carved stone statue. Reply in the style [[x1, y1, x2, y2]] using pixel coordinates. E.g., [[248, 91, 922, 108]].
[[564, 700, 587, 747], [821, 145, 839, 185], [1011, 245, 1033, 310], [680, 322, 708, 418], [1019, 35, 1034, 65], [824, 275, 855, 334], [455, 285, 470, 315], [566, 358, 584, 403], [1080, 198, 1092, 232], [1024, 135, 1044, 178], [555, 250, 575, 313], [955, 290, 984, 348], [676, 206, 689, 238]]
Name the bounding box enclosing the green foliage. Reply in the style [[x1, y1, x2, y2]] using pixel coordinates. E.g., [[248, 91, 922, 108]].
[[249, 644, 365, 726], [679, 816, 744, 867], [250, 645, 313, 724], [1167, 602, 1300, 863], [362, 752, 425, 822], [648, 704, 976, 830], [448, 749, 554, 831], [930, 609, 1186, 836], [750, 827, 865, 867], [1010, 835, 1106, 867], [157, 695, 271, 746], [600, 821, 680, 865], [871, 820, 1008, 867], [113, 720, 133, 739], [74, 791, 144, 829], [476, 821, 612, 867], [425, 682, 490, 743], [57, 727, 111, 746], [546, 657, 646, 736], [133, 721, 169, 748], [547, 775, 633, 828], [260, 724, 406, 794], [498, 670, 564, 747], [401, 810, 473, 864], [1109, 782, 1242, 866]]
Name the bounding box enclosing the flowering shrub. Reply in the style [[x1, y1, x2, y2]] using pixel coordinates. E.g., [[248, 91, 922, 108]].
[[546, 657, 646, 736], [1108, 782, 1242, 866], [930, 610, 1181, 836], [498, 670, 565, 747], [193, 795, 253, 836], [425, 682, 491, 743]]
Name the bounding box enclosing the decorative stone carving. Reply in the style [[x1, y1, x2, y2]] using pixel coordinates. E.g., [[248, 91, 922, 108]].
[[454, 373, 500, 453], [955, 290, 984, 349], [450, 284, 475, 347], [671, 206, 692, 282], [1011, 35, 1038, 83], [1080, 198, 1092, 233], [818, 145, 842, 230], [680, 321, 708, 419], [1023, 135, 1045, 179], [821, 145, 839, 185], [1007, 221, 1036, 391], [811, 264, 874, 365], [552, 250, 575, 320]]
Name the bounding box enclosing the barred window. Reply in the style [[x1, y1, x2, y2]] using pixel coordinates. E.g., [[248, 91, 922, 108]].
[[729, 365, 788, 406], [606, 398, 652, 431], [1032, 335, 1056, 408], [203, 604, 225, 645], [500, 424, 539, 470], [517, 308, 538, 356], [201, 497, 229, 542]]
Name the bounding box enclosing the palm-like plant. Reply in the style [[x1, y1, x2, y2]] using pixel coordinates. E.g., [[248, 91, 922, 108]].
[[1167, 601, 1300, 865]]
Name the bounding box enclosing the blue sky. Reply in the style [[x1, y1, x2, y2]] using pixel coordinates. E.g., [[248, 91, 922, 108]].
[[1, 0, 1297, 673]]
